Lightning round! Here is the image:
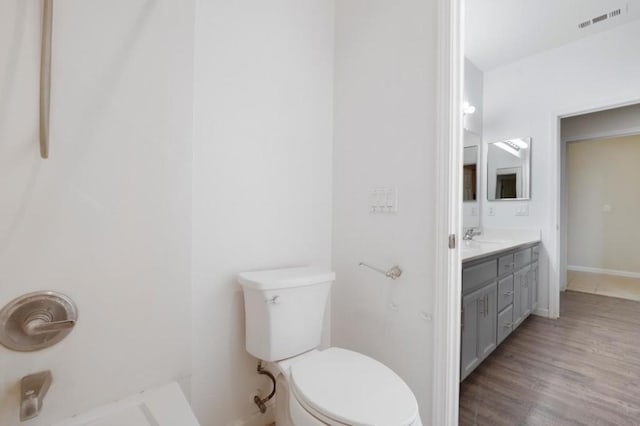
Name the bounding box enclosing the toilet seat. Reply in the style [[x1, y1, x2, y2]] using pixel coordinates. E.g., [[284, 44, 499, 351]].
[[290, 348, 419, 426]]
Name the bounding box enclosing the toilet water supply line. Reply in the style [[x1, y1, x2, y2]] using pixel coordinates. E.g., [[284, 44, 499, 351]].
[[254, 361, 276, 414]]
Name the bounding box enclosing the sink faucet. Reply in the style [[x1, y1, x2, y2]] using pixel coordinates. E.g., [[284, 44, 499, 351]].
[[463, 228, 481, 240]]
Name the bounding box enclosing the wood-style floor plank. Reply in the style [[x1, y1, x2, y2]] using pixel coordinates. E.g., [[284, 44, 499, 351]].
[[459, 291, 640, 426]]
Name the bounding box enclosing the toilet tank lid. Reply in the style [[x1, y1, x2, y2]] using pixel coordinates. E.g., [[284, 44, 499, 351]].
[[238, 266, 335, 290]]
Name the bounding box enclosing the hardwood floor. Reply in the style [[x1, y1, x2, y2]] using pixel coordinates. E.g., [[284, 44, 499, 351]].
[[459, 291, 640, 426]]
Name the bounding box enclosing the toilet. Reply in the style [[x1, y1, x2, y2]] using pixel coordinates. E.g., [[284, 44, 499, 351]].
[[238, 267, 423, 426]]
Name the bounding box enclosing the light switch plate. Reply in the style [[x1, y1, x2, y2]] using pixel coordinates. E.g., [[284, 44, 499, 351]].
[[369, 187, 398, 214]]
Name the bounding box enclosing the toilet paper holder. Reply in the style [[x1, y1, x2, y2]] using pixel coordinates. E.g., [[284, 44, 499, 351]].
[[358, 262, 403, 280]]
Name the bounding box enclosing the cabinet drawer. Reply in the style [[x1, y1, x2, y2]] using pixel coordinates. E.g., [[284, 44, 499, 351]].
[[532, 245, 540, 261], [497, 305, 514, 344], [498, 254, 515, 277], [463, 260, 498, 294], [514, 248, 532, 269], [498, 275, 514, 312]]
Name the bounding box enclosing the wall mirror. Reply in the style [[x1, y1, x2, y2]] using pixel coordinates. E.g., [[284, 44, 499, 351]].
[[487, 137, 532, 200], [463, 130, 481, 228]]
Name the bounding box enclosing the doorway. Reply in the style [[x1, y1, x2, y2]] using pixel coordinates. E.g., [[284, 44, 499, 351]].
[[453, 0, 640, 424], [557, 103, 640, 308]]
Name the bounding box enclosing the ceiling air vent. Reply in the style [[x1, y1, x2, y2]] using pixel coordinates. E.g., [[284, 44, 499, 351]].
[[592, 13, 608, 24], [578, 5, 626, 29], [578, 19, 591, 29]]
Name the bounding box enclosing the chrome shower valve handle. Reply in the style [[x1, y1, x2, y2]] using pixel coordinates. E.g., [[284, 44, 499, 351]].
[[23, 312, 76, 336], [0, 291, 78, 352]]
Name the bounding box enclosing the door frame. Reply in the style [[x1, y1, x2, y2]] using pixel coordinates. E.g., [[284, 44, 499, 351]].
[[549, 95, 640, 319], [435, 0, 640, 421], [432, 0, 463, 424]]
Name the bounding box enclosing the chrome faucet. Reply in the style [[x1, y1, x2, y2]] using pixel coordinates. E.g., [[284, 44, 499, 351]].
[[20, 371, 52, 422], [463, 228, 481, 240]]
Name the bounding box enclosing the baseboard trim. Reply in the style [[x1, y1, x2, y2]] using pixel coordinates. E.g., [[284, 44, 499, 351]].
[[533, 308, 551, 318], [568, 265, 640, 279]]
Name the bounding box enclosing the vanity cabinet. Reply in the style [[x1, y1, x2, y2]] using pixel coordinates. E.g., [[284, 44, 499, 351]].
[[461, 243, 540, 381], [461, 281, 497, 379]]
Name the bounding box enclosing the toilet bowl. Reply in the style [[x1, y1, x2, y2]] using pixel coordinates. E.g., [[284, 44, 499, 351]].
[[273, 348, 422, 426], [239, 267, 423, 426]]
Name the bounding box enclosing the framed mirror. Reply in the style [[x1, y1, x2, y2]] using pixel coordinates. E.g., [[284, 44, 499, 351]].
[[463, 130, 481, 228], [487, 137, 532, 200]]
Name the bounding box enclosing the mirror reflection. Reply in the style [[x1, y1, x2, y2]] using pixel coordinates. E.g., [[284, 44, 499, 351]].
[[463, 130, 481, 229], [463, 146, 478, 201], [487, 137, 532, 200]]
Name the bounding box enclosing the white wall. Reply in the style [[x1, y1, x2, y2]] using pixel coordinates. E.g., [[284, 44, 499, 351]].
[[482, 20, 640, 313], [463, 58, 484, 229], [567, 135, 640, 274], [332, 0, 437, 420], [463, 58, 483, 135], [562, 103, 640, 142], [191, 1, 334, 425], [0, 0, 194, 424]]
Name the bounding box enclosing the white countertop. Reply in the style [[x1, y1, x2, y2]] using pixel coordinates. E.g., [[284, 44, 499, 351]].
[[462, 228, 541, 263]]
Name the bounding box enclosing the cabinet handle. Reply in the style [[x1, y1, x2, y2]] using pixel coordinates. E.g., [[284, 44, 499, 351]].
[[461, 303, 464, 331], [505, 291, 513, 296], [485, 295, 488, 315], [478, 298, 484, 316], [504, 322, 513, 329]]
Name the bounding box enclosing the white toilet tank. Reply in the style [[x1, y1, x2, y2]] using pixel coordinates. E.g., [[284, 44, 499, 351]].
[[238, 267, 335, 361]]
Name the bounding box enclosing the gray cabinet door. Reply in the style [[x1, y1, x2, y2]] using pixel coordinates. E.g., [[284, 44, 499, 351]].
[[531, 261, 538, 311], [519, 266, 531, 321], [462, 259, 498, 294], [498, 254, 515, 277], [460, 287, 481, 380], [513, 267, 525, 325], [522, 266, 533, 318], [498, 275, 514, 312], [497, 304, 514, 344], [478, 282, 497, 362]]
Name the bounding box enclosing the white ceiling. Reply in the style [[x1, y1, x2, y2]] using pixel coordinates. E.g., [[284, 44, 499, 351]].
[[465, 0, 640, 71]]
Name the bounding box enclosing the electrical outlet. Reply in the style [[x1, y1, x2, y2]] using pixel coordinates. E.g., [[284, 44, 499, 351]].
[[515, 205, 530, 216], [488, 206, 496, 216]]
